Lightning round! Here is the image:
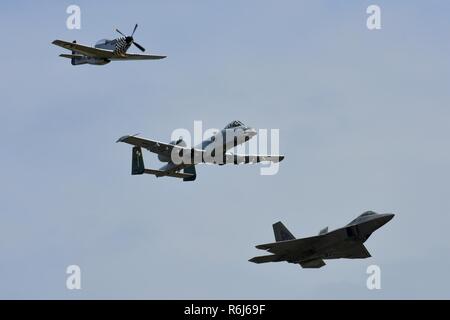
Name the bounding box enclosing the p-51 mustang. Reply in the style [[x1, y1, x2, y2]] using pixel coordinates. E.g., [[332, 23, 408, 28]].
[[52, 24, 166, 65], [116, 120, 284, 181]]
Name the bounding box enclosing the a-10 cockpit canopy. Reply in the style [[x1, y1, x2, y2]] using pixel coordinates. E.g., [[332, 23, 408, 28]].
[[224, 120, 246, 129]]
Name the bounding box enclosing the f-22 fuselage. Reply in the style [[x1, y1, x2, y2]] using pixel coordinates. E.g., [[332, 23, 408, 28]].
[[250, 211, 394, 268]]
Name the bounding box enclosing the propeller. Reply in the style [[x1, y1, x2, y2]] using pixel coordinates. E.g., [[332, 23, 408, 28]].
[[131, 23, 138, 37], [133, 41, 145, 52], [115, 28, 126, 37], [115, 24, 146, 52]]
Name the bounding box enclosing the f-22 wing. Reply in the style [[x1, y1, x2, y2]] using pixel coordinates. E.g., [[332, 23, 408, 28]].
[[255, 234, 325, 254]]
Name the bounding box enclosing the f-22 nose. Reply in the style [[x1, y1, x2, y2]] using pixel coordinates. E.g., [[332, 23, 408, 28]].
[[379, 213, 395, 226]]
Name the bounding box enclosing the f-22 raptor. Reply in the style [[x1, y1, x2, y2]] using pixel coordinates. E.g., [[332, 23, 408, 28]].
[[250, 211, 394, 268]]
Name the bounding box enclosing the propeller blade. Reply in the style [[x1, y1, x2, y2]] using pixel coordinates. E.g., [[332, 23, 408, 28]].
[[133, 41, 145, 52], [116, 28, 126, 37], [131, 24, 138, 36]]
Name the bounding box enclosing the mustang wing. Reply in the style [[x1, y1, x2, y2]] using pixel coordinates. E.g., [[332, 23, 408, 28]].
[[110, 53, 167, 60], [52, 40, 114, 58]]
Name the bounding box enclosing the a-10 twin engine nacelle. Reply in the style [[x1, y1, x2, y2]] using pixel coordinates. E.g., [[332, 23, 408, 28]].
[[157, 138, 187, 162]]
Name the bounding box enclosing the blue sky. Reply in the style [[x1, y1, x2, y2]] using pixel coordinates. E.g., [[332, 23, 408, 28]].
[[1, 0, 450, 298]]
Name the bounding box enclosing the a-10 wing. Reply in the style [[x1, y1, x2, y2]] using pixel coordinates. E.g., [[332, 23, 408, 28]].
[[223, 154, 284, 164], [116, 135, 202, 159]]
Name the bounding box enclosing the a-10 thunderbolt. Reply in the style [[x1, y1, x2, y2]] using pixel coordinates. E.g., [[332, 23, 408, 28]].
[[116, 120, 284, 181], [250, 211, 394, 268], [52, 24, 166, 65]]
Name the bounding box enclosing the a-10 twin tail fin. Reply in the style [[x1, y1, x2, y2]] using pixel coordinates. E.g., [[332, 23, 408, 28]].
[[131, 146, 196, 181]]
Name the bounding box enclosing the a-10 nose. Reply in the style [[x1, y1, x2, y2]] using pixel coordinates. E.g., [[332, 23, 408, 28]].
[[245, 128, 257, 137]]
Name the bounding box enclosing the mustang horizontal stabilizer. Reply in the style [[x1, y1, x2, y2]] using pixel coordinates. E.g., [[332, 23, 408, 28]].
[[59, 54, 84, 59]]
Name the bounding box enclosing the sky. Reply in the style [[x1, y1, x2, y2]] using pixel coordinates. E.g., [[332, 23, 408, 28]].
[[1, 0, 450, 299]]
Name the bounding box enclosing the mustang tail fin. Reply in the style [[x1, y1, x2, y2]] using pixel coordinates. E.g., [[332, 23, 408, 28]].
[[132, 146, 145, 175], [273, 221, 295, 242]]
